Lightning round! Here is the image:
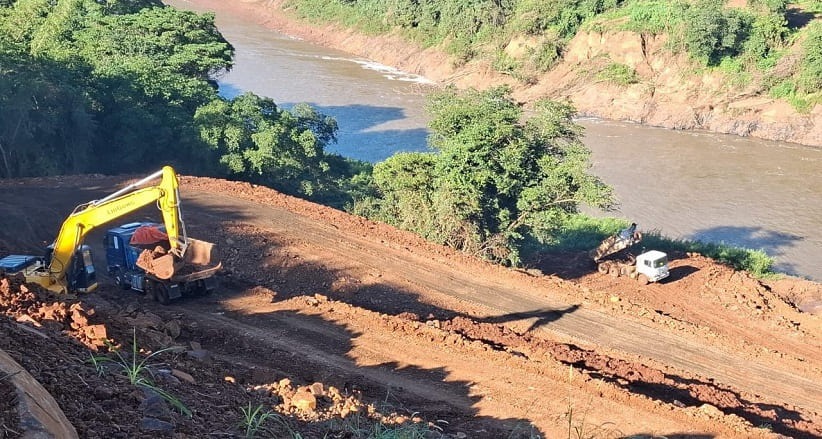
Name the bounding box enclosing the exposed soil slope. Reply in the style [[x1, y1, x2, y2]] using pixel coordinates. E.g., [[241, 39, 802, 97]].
[[181, 0, 821, 146], [0, 174, 820, 438]]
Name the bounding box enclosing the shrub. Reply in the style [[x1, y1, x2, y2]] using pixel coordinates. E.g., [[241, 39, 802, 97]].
[[681, 0, 753, 64], [529, 34, 565, 72], [798, 22, 822, 93], [595, 62, 639, 85], [355, 87, 612, 265]]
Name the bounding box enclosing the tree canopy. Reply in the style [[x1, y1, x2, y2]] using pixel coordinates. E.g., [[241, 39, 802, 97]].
[[0, 0, 364, 206], [354, 87, 612, 265]]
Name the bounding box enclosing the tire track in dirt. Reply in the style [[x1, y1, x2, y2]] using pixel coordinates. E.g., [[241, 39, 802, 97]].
[[184, 191, 822, 415], [176, 292, 740, 437]]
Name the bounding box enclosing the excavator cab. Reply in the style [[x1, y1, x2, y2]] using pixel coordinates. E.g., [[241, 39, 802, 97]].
[[20, 243, 98, 293], [67, 245, 97, 293]]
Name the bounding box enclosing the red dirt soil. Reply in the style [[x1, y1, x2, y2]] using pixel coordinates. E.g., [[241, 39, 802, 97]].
[[0, 173, 820, 438]]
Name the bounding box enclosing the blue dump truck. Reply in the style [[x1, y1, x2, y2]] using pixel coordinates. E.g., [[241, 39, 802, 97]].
[[105, 222, 221, 304]]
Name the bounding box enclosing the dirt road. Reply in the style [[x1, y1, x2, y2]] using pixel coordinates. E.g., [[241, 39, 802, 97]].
[[183, 190, 822, 411], [1, 174, 820, 438]]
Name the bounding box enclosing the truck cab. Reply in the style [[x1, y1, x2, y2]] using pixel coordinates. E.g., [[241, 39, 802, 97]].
[[104, 221, 158, 292], [635, 250, 669, 282]]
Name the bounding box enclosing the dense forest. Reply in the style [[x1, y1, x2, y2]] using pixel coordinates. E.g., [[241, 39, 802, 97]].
[[287, 0, 821, 111], [0, 0, 366, 206], [0, 0, 774, 273]]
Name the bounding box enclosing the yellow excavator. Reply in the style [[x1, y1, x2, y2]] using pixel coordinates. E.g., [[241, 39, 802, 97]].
[[0, 166, 221, 301]]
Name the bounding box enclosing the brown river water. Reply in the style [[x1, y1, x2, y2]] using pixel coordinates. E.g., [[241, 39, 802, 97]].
[[168, 0, 822, 280]]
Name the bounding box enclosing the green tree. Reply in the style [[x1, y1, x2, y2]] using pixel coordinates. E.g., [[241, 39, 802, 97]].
[[682, 0, 752, 64], [355, 87, 612, 265], [194, 93, 344, 199], [0, 52, 95, 178]]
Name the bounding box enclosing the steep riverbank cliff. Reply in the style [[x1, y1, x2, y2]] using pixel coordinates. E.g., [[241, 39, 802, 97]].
[[213, 0, 820, 146]]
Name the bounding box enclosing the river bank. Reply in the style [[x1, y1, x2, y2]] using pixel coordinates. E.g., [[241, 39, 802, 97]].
[[196, 0, 821, 146]]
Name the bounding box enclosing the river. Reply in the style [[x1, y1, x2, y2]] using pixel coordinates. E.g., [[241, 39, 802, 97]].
[[167, 0, 822, 281]]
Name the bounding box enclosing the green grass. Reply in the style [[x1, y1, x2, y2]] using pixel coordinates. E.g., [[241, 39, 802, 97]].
[[641, 232, 774, 277], [583, 0, 687, 34], [238, 403, 277, 438], [595, 62, 639, 85], [89, 329, 192, 417], [545, 215, 775, 278], [796, 0, 822, 14], [768, 79, 819, 113]]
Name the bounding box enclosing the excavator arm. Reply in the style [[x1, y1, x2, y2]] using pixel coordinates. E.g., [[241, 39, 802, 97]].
[[42, 166, 187, 292]]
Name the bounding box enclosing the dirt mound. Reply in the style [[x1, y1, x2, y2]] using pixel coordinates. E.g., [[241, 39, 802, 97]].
[[0, 275, 454, 437], [0, 274, 107, 348]]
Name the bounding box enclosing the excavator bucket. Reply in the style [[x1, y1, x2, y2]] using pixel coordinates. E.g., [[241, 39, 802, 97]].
[[136, 250, 177, 280], [136, 238, 222, 281]]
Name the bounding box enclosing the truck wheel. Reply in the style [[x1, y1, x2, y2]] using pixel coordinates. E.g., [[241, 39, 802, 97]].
[[637, 274, 649, 285], [608, 266, 620, 278], [154, 282, 171, 305], [597, 263, 609, 274]]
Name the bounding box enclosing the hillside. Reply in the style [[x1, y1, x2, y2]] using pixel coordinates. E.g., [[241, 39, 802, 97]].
[[205, 0, 822, 146], [1, 173, 821, 437]]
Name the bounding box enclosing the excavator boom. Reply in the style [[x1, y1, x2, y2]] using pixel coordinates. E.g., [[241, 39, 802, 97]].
[[35, 166, 187, 292]]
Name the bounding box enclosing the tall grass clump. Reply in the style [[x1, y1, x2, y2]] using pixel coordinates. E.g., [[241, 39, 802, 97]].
[[89, 329, 192, 417], [641, 233, 774, 277], [595, 62, 639, 85]]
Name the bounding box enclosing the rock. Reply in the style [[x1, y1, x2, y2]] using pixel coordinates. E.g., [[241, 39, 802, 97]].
[[131, 312, 164, 329], [164, 321, 181, 339], [224, 376, 236, 384], [144, 329, 173, 347], [39, 302, 67, 321], [155, 369, 181, 385], [84, 324, 107, 341], [455, 433, 467, 439], [189, 341, 202, 351], [139, 418, 174, 435], [309, 382, 324, 396], [69, 304, 89, 326], [186, 349, 210, 361], [609, 296, 621, 303], [699, 403, 724, 418], [15, 314, 41, 327], [798, 299, 822, 315], [140, 391, 171, 420], [171, 369, 195, 384], [278, 378, 292, 389], [292, 389, 317, 411]]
